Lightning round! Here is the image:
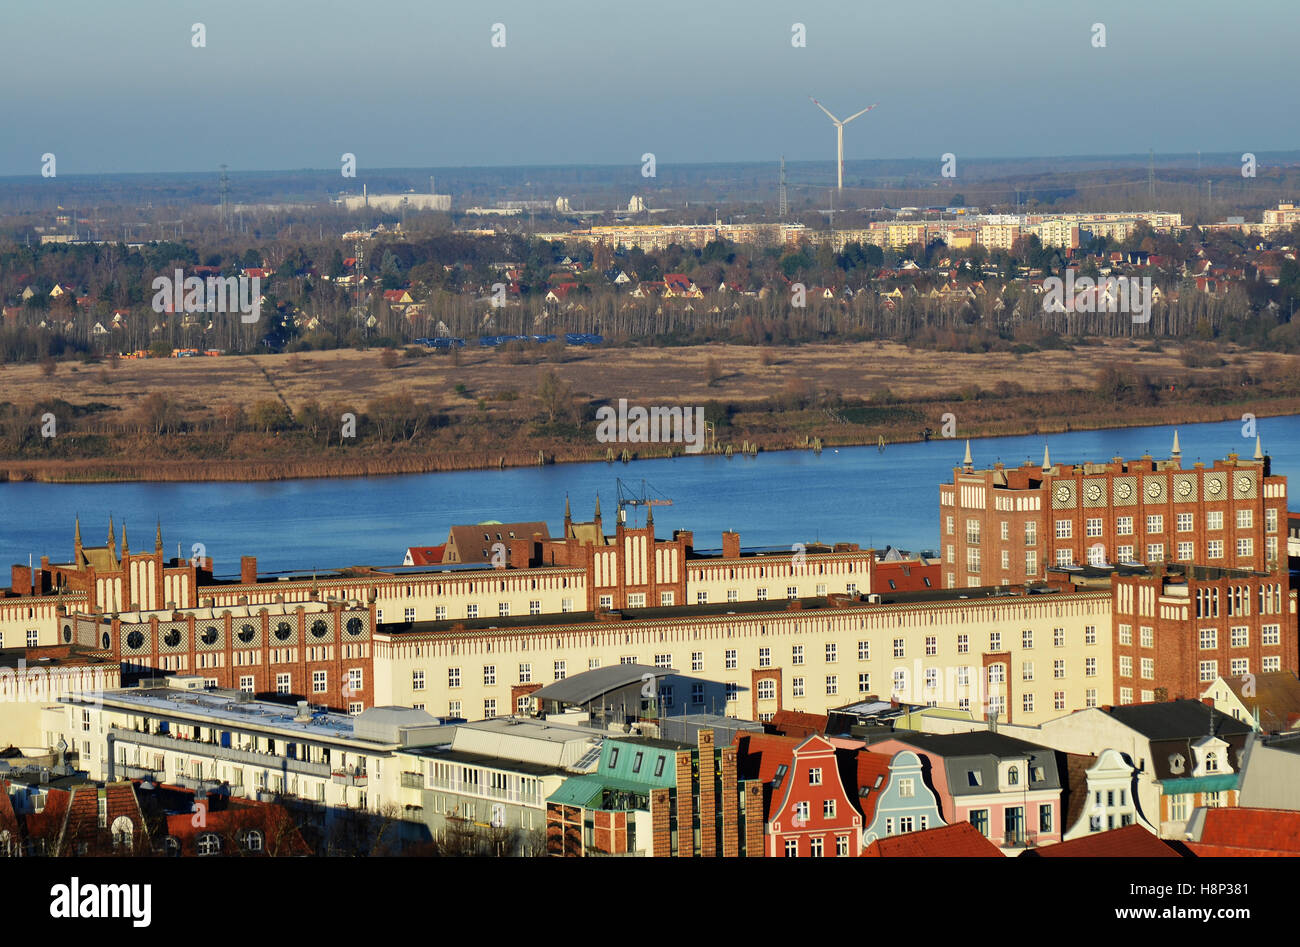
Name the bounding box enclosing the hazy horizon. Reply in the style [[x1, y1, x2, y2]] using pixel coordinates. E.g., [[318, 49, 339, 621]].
[[3, 0, 1297, 178]]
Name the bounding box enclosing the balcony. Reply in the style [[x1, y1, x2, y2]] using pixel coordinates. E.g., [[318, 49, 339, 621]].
[[332, 769, 368, 787], [109, 726, 331, 779], [400, 771, 425, 790]]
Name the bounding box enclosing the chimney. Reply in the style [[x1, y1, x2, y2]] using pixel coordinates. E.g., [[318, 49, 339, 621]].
[[11, 565, 31, 596], [722, 531, 741, 560], [1201, 697, 1215, 708], [240, 556, 258, 584]]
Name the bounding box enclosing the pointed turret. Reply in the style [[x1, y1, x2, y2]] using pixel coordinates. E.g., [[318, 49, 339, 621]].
[[121, 521, 129, 557], [594, 493, 602, 525], [962, 439, 973, 471], [1254, 435, 1263, 461], [646, 503, 654, 529], [1042, 444, 1052, 471], [155, 520, 163, 552], [563, 494, 572, 537], [74, 515, 82, 552], [1171, 430, 1181, 457], [107, 516, 116, 552]]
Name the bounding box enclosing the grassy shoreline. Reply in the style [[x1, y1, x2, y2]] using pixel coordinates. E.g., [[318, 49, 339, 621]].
[[3, 396, 1296, 484]]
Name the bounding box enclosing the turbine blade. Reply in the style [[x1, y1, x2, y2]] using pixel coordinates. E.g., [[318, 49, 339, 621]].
[[810, 97, 840, 123], [841, 104, 878, 124]]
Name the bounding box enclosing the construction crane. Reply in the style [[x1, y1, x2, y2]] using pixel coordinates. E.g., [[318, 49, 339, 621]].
[[615, 478, 672, 526]]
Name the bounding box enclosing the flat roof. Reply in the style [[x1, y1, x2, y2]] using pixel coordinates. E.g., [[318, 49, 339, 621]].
[[80, 688, 418, 746]]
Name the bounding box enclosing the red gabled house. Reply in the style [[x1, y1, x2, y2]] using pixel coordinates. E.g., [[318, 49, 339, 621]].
[[736, 732, 864, 856]]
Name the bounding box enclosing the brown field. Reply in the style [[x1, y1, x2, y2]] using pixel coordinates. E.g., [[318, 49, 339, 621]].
[[2, 339, 1298, 482], [2, 338, 1295, 409]]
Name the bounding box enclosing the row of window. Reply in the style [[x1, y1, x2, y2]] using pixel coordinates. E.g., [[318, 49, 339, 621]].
[[783, 835, 852, 856], [1050, 538, 1265, 567], [1056, 510, 1268, 538], [428, 628, 1102, 691]]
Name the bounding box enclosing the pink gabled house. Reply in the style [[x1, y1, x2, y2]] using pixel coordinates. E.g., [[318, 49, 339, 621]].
[[866, 731, 1064, 853]]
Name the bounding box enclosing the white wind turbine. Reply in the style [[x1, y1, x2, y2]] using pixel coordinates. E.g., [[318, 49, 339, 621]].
[[810, 97, 877, 190]]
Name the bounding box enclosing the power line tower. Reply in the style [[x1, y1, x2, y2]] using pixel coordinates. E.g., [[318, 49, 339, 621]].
[[778, 155, 788, 218], [219, 164, 230, 228]]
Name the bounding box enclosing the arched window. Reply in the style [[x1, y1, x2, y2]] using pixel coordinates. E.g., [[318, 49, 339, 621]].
[[163, 836, 181, 857], [111, 816, 134, 849], [197, 833, 221, 856], [242, 829, 264, 853], [1008, 766, 1020, 785]]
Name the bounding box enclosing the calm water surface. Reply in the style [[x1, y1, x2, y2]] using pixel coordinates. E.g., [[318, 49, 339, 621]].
[[1, 415, 1294, 577]]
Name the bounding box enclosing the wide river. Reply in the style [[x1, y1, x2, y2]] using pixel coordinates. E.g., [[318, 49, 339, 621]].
[[2, 415, 1295, 578]]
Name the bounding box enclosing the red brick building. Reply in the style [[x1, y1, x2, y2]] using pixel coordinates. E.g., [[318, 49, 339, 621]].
[[941, 437, 1286, 589], [1108, 565, 1294, 705]]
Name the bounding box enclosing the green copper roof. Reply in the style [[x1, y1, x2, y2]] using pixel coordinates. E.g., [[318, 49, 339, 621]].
[[1159, 773, 1238, 795]]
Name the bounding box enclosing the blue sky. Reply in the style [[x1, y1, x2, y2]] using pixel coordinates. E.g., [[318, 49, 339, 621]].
[[2, 0, 1296, 176]]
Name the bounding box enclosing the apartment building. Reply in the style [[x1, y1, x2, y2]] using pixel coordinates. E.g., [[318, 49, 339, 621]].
[[940, 437, 1287, 588], [55, 678, 450, 821], [372, 585, 1113, 728]]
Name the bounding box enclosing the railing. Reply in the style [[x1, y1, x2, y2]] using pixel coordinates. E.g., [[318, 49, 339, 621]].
[[332, 770, 368, 787], [111, 727, 331, 778], [400, 771, 425, 790]]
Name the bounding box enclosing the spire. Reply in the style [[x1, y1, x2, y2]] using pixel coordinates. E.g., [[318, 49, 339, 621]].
[[107, 516, 116, 552], [646, 503, 654, 529], [594, 493, 602, 521], [74, 515, 82, 550], [962, 439, 972, 469], [121, 521, 129, 556], [1171, 430, 1181, 457], [564, 494, 571, 521], [155, 520, 163, 552], [1042, 444, 1051, 471], [1254, 435, 1263, 461]]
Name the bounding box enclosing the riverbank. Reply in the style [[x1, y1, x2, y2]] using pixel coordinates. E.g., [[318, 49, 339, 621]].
[[2, 340, 1297, 482]]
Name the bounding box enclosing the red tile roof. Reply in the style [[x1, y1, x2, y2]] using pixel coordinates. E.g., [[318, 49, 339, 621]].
[[405, 545, 446, 565], [769, 709, 827, 738], [862, 821, 1003, 857], [1188, 807, 1300, 856], [735, 733, 801, 785], [1027, 824, 1180, 858], [852, 750, 894, 823]]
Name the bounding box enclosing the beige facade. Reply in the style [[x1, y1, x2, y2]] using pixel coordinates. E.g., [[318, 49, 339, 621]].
[[372, 590, 1113, 728]]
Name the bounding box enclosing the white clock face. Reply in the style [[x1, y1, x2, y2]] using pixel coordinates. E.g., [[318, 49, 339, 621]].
[[1208, 478, 1223, 495], [1177, 480, 1192, 497], [1118, 483, 1133, 500], [1055, 485, 1071, 503], [1147, 481, 1162, 499], [1086, 484, 1102, 502], [1237, 476, 1251, 494]]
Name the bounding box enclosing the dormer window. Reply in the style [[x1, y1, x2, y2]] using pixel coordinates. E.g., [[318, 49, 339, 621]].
[[1169, 753, 1185, 774]]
